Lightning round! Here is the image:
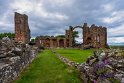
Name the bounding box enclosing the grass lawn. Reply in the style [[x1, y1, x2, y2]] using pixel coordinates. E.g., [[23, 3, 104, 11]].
[[110, 45, 124, 49], [14, 50, 81, 83], [55, 48, 94, 63]]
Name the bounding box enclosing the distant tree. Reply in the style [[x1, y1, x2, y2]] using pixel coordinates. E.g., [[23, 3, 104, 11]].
[[72, 31, 79, 45], [0, 33, 15, 39], [29, 38, 36, 45], [56, 35, 65, 38], [30, 38, 35, 42], [6, 32, 15, 39]]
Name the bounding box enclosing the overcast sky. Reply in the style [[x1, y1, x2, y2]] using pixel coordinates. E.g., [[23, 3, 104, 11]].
[[0, 0, 124, 45]]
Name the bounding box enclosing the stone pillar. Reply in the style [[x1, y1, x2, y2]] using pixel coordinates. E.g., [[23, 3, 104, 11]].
[[50, 39, 53, 48], [57, 39, 60, 47], [65, 30, 69, 39], [35, 37, 40, 46], [69, 26, 73, 47], [83, 23, 89, 46], [64, 38, 67, 48], [102, 27, 107, 48]]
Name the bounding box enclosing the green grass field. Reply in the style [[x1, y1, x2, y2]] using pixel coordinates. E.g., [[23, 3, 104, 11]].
[[55, 48, 94, 63], [14, 50, 81, 83], [110, 45, 124, 49]]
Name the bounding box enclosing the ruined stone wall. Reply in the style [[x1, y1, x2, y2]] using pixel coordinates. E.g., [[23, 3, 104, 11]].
[[66, 23, 108, 48], [35, 36, 69, 48], [65, 30, 72, 47], [15, 12, 30, 44], [79, 49, 124, 83], [65, 30, 69, 39], [83, 23, 91, 47], [0, 39, 38, 83], [36, 23, 108, 49], [54, 49, 124, 83], [83, 23, 108, 48], [68, 26, 73, 47]]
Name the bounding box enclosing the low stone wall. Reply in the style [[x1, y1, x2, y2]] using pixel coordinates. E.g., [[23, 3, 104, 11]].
[[51, 50, 80, 69], [78, 49, 124, 83], [54, 49, 124, 83], [0, 39, 38, 83], [57, 54, 79, 68]]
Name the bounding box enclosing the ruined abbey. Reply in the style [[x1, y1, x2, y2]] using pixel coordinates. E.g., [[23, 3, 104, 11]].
[[67, 23, 109, 48], [35, 36, 69, 48], [14, 12, 108, 49], [1, 12, 124, 83], [15, 12, 30, 44], [35, 23, 108, 48]]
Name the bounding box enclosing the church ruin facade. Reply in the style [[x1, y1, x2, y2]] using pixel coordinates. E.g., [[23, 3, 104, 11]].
[[66, 23, 108, 48], [14, 12, 108, 48], [36, 23, 108, 49], [15, 12, 31, 44]]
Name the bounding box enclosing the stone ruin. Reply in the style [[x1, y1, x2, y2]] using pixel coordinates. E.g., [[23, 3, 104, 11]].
[[83, 23, 108, 48], [36, 23, 109, 49], [0, 12, 112, 82], [55, 49, 124, 83], [0, 37, 38, 83], [0, 12, 38, 83], [66, 23, 109, 49], [15, 12, 31, 44], [35, 36, 69, 48], [1, 12, 108, 49], [79, 49, 124, 83]]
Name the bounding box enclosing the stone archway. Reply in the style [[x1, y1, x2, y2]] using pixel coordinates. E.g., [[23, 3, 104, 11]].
[[66, 39, 69, 47], [44, 38, 50, 48], [59, 39, 64, 47], [66, 23, 108, 49], [72, 26, 84, 47], [52, 39, 57, 48], [66, 25, 84, 48]]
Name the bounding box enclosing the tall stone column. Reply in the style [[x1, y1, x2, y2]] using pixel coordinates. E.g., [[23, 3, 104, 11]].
[[69, 26, 73, 47], [83, 23, 89, 45], [57, 39, 60, 47], [65, 30, 69, 39], [64, 38, 67, 48], [102, 27, 107, 48], [50, 39, 53, 48]]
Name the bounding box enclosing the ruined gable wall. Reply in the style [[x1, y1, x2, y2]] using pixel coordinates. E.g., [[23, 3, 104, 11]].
[[83, 23, 108, 48], [15, 12, 30, 44]]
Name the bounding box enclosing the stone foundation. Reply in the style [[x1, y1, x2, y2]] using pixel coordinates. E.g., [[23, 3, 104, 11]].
[[0, 48, 38, 83], [0, 39, 38, 83], [57, 54, 79, 68]]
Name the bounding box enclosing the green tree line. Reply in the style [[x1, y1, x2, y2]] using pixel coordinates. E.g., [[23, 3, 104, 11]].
[[0, 32, 15, 39]]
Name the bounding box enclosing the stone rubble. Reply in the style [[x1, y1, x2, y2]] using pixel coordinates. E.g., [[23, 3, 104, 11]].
[[79, 49, 124, 83], [57, 54, 80, 68], [0, 37, 38, 83]]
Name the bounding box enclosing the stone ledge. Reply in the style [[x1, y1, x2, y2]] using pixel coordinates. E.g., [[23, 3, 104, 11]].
[[57, 54, 80, 69], [0, 39, 38, 83], [0, 49, 38, 83]]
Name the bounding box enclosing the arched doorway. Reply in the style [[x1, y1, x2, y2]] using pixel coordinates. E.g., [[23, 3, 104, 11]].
[[69, 26, 83, 48], [59, 39, 64, 47], [53, 39, 57, 48], [66, 39, 69, 47], [44, 38, 50, 48], [73, 27, 83, 48]]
